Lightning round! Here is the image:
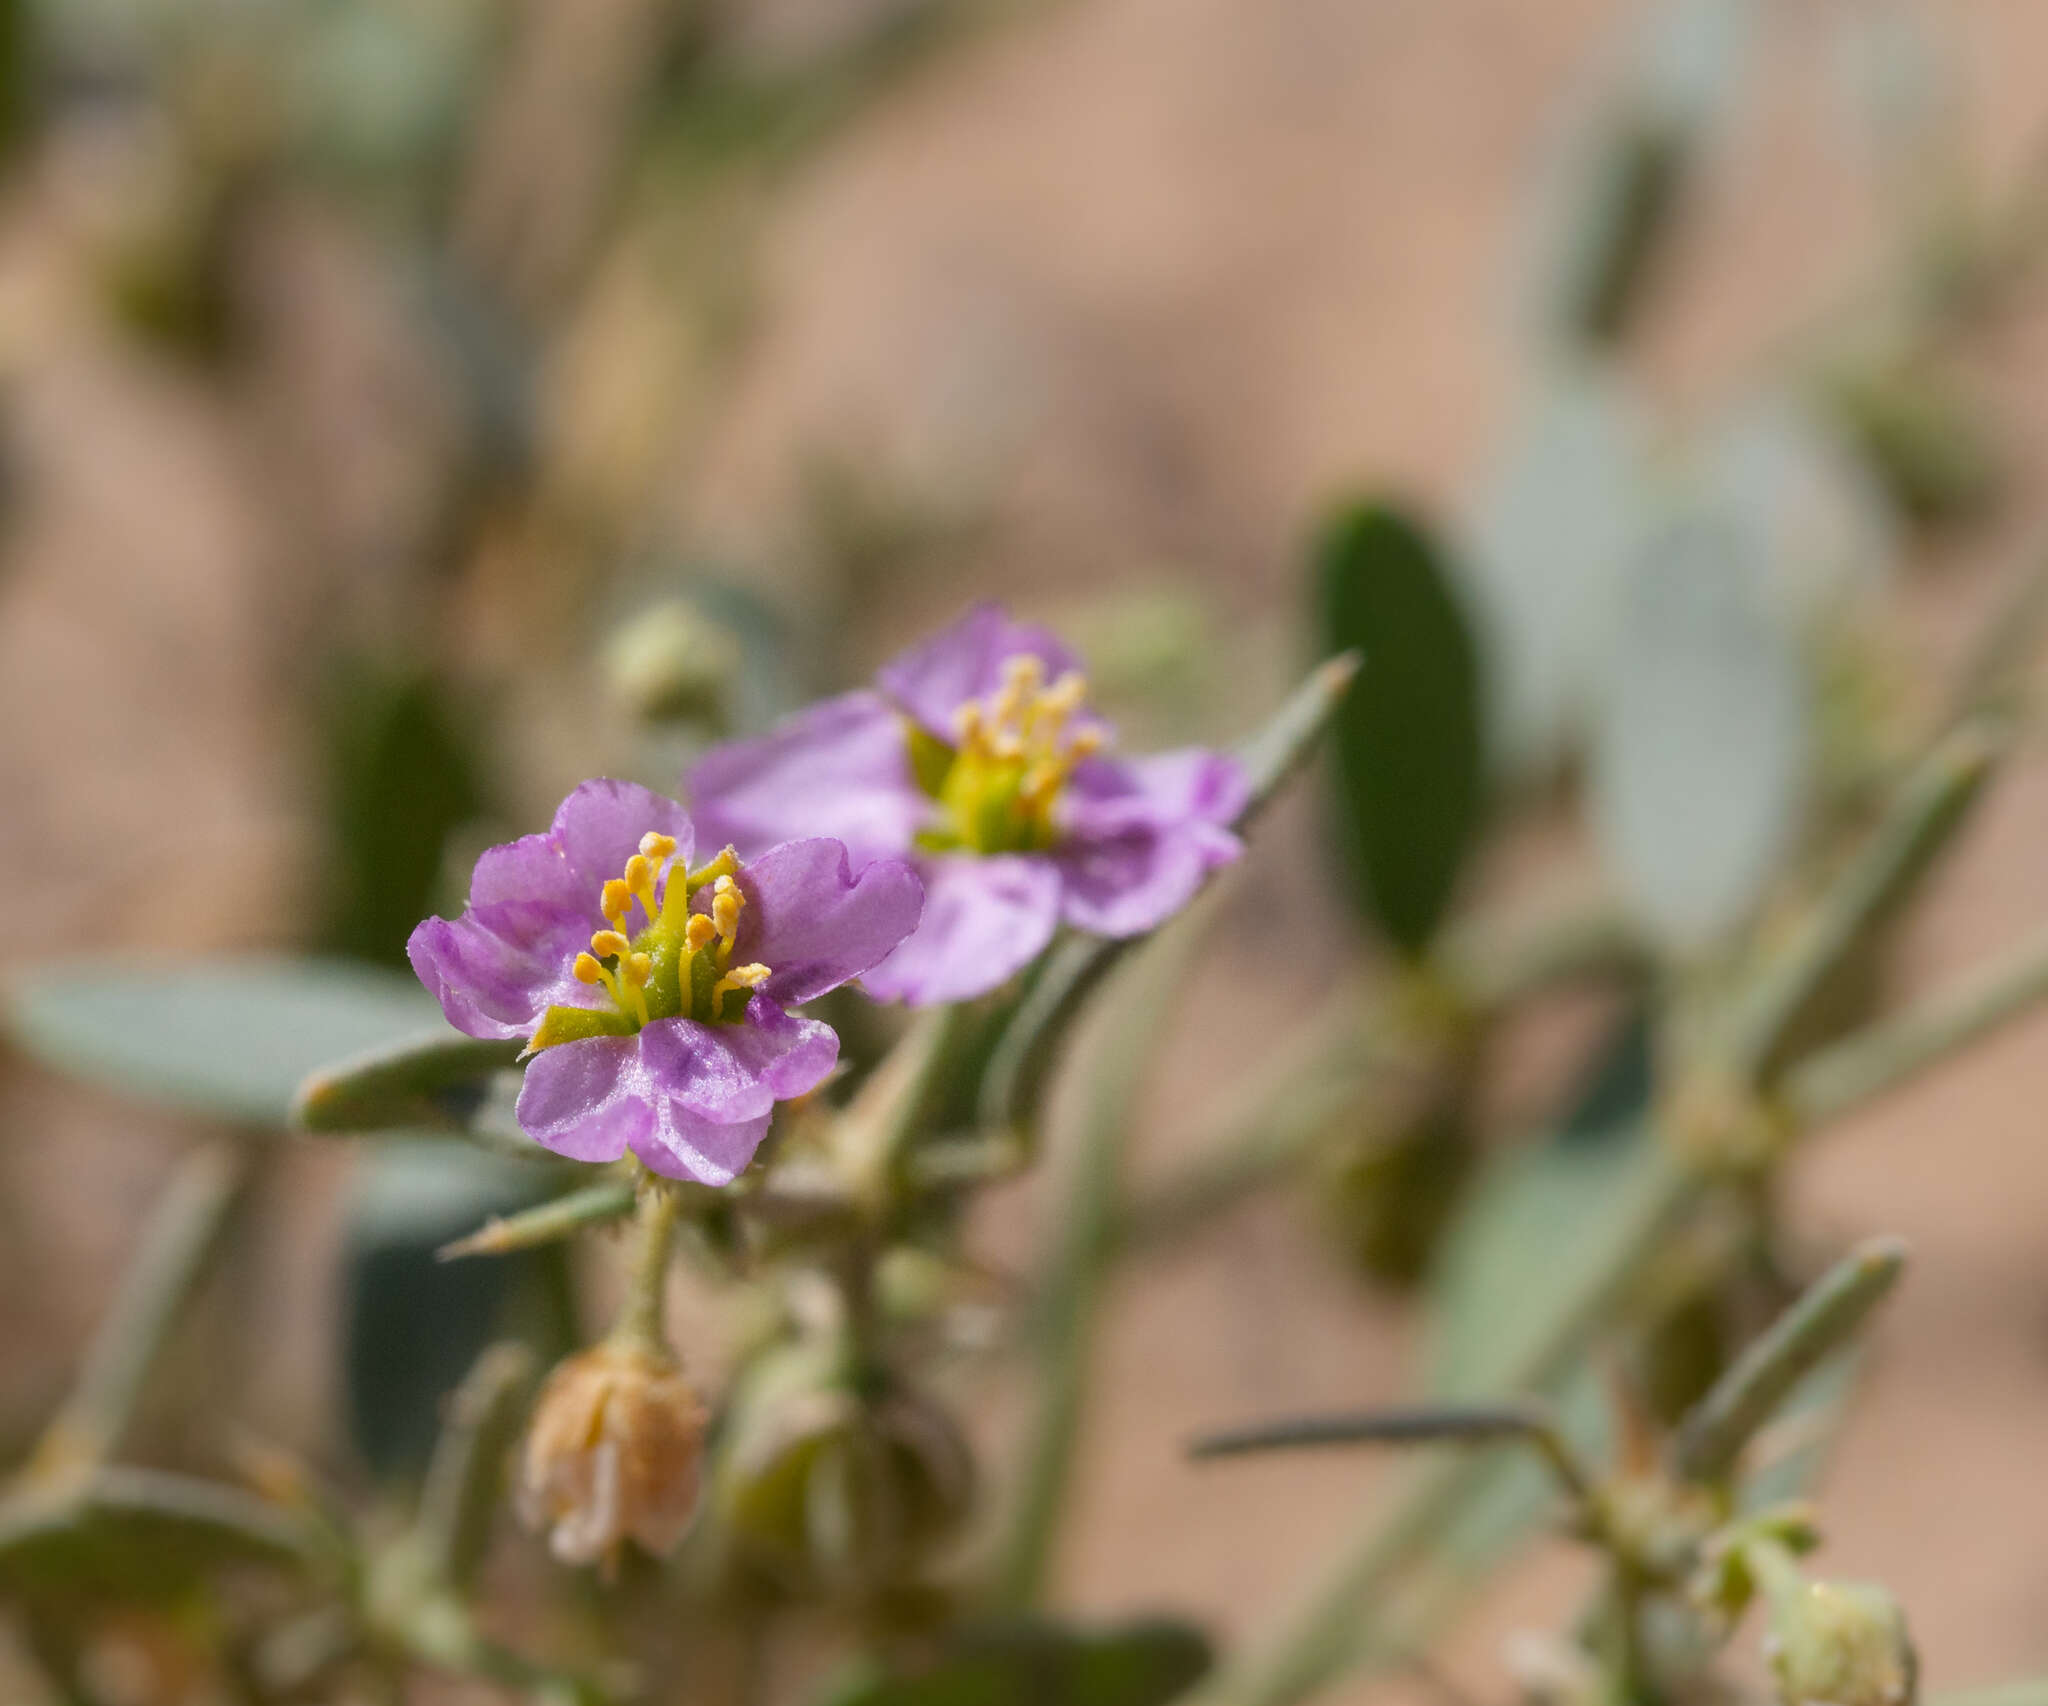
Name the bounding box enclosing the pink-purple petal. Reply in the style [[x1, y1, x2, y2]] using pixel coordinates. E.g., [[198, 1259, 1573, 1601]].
[[1055, 750, 1247, 938], [860, 853, 1062, 1005], [514, 1035, 650, 1164], [636, 1004, 839, 1124], [687, 691, 930, 866], [406, 903, 597, 1040], [631, 1107, 774, 1187], [734, 839, 927, 1007], [875, 603, 1098, 741]]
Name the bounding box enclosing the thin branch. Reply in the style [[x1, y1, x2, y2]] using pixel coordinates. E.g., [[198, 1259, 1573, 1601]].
[[1189, 1399, 1597, 1507], [1785, 929, 2048, 1128]]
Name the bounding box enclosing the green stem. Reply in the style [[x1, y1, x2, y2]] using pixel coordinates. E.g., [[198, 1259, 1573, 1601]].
[[991, 914, 1208, 1611], [610, 1178, 687, 1355], [25, 1140, 250, 1482], [412, 1343, 538, 1589]]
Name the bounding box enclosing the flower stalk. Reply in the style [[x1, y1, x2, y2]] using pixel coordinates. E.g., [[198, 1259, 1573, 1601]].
[[613, 1176, 689, 1355]]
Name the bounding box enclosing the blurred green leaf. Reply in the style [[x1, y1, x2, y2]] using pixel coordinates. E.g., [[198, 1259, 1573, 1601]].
[[1460, 369, 1648, 769], [292, 1031, 525, 1134], [0, 1468, 323, 1607], [1593, 513, 1808, 948], [5, 957, 444, 1128], [343, 1143, 570, 1476], [1705, 397, 1899, 623], [321, 658, 486, 971], [1314, 504, 1485, 957], [815, 1619, 1212, 1706]]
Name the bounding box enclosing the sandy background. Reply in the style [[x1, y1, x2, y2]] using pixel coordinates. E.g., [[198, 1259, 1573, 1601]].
[[4, 0, 2048, 1699]]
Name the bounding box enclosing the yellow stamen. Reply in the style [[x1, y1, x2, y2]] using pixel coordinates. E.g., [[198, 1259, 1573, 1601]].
[[601, 879, 631, 927], [712, 962, 771, 1000], [1003, 654, 1045, 693], [932, 653, 1110, 854], [573, 953, 606, 985], [638, 831, 677, 861], [623, 953, 653, 988], [623, 853, 657, 916], [1039, 670, 1086, 718], [590, 930, 631, 960], [684, 914, 716, 952]]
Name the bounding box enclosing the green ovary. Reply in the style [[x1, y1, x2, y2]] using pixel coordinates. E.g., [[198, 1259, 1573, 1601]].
[[913, 654, 1102, 856], [527, 837, 769, 1054]]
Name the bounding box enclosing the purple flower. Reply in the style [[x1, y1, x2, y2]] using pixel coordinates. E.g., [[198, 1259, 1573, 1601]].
[[687, 604, 1247, 1005], [408, 780, 924, 1185]]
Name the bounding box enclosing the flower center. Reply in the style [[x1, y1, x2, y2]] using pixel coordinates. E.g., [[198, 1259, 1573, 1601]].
[[914, 655, 1103, 855], [527, 832, 771, 1053]]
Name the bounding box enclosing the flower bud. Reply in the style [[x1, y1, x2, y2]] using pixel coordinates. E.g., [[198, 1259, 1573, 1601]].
[[601, 600, 733, 729], [1767, 1581, 1917, 1706], [518, 1343, 708, 1569], [713, 1343, 973, 1591]]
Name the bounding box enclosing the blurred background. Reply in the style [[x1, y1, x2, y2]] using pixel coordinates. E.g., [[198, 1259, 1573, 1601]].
[[5, 0, 2048, 1699]]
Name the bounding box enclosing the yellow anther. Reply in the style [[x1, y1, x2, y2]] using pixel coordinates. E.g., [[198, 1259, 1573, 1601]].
[[638, 831, 677, 861], [712, 962, 771, 1000], [601, 879, 631, 926], [624, 852, 655, 898], [573, 952, 606, 985], [711, 888, 743, 944], [1038, 670, 1086, 719], [1068, 726, 1104, 760], [684, 914, 717, 952], [1002, 654, 1045, 693], [623, 952, 654, 988], [590, 930, 631, 960]]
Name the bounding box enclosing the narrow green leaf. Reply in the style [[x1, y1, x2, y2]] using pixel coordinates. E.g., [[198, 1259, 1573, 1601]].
[[1314, 505, 1485, 956], [4, 958, 444, 1129], [292, 1032, 525, 1134], [437, 1180, 637, 1260], [1673, 1236, 1907, 1483], [1728, 719, 2000, 1085]]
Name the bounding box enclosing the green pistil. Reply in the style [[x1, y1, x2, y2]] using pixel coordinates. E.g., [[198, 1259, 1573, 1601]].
[[917, 743, 1057, 856], [527, 844, 764, 1055]]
